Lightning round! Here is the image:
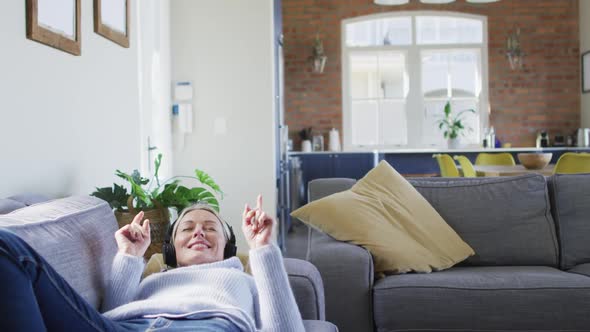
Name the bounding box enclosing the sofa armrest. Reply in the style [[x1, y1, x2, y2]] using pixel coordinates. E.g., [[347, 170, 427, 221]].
[[309, 229, 374, 332], [285, 257, 325, 321]]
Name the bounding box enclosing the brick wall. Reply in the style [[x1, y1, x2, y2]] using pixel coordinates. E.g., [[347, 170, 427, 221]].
[[283, 0, 580, 148]]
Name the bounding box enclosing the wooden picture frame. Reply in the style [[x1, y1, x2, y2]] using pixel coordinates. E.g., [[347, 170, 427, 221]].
[[583, 51, 590, 94], [94, 0, 130, 48], [26, 0, 81, 56]]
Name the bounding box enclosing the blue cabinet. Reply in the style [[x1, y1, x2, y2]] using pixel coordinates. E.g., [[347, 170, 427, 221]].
[[292, 153, 375, 203]]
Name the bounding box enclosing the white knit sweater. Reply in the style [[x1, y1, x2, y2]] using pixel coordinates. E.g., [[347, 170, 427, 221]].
[[102, 244, 305, 332]]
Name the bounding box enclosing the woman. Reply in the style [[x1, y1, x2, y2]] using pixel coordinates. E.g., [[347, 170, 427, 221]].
[[0, 195, 304, 331]]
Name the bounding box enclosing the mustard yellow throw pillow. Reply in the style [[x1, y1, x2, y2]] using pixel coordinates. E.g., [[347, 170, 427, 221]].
[[291, 160, 474, 275]]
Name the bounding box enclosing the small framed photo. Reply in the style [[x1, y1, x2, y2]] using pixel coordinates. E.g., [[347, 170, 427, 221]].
[[26, 0, 81, 56], [94, 0, 130, 48], [583, 51, 590, 93]]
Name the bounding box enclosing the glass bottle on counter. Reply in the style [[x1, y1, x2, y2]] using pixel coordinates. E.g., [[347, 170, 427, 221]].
[[312, 134, 324, 151], [482, 127, 489, 148], [488, 127, 495, 149]]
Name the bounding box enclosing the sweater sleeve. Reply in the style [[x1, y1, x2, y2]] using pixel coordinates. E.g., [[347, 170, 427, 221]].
[[249, 244, 305, 332], [101, 252, 145, 312]]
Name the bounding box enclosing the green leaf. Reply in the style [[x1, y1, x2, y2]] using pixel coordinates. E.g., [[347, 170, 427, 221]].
[[195, 169, 223, 197], [194, 190, 219, 212], [154, 154, 162, 187], [131, 170, 150, 185], [437, 103, 476, 141], [186, 187, 207, 202], [98, 155, 223, 214], [444, 101, 451, 117], [116, 170, 151, 208], [115, 170, 132, 182], [90, 184, 129, 210], [455, 108, 475, 121], [156, 183, 181, 209]]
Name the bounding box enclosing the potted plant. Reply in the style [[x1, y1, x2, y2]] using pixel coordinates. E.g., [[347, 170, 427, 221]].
[[299, 127, 313, 152], [436, 101, 475, 149], [91, 153, 222, 257]]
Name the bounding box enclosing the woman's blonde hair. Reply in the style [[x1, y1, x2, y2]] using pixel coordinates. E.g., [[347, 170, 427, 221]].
[[171, 203, 230, 243]]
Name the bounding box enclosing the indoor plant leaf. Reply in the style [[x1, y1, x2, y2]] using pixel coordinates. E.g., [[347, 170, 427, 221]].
[[438, 102, 475, 141], [153, 153, 162, 187], [195, 169, 223, 197], [91, 184, 129, 211], [116, 170, 152, 208], [95, 155, 222, 216]]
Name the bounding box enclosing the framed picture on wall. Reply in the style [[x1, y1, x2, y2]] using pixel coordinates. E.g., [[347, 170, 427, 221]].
[[94, 0, 130, 48], [26, 0, 81, 56], [584, 51, 590, 93]]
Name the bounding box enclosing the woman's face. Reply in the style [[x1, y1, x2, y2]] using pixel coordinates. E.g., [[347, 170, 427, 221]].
[[173, 209, 227, 266]]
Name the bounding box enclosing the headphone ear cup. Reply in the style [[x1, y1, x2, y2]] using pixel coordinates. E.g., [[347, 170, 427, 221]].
[[223, 222, 237, 259], [224, 243, 237, 259], [162, 242, 177, 267]]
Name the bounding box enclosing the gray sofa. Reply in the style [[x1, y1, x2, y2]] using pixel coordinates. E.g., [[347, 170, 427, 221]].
[[306, 174, 590, 332], [0, 195, 337, 331]]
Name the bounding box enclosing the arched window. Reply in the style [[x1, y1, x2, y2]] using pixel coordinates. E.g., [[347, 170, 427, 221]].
[[342, 12, 488, 149]]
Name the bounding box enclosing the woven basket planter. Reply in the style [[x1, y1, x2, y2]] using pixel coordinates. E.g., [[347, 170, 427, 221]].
[[114, 197, 171, 259]]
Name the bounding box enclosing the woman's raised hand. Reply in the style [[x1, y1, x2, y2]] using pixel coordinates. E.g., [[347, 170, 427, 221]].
[[242, 195, 274, 249], [115, 211, 151, 257]]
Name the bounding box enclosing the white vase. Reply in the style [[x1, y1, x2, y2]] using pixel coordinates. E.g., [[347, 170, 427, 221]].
[[301, 140, 312, 152], [447, 138, 461, 149]]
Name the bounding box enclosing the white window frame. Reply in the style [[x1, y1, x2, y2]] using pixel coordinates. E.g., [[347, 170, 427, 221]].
[[342, 11, 490, 151]]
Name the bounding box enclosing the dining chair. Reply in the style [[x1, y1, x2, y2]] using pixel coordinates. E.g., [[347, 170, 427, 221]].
[[475, 152, 516, 166], [433, 154, 460, 177], [553, 152, 590, 174], [453, 155, 477, 177]]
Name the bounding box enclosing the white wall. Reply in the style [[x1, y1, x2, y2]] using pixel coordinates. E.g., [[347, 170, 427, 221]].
[[137, 0, 173, 179], [0, 0, 142, 197], [171, 0, 277, 253], [581, 0, 590, 128]]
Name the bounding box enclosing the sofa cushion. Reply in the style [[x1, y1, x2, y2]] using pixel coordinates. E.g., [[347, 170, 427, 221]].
[[292, 161, 474, 275], [409, 174, 559, 267], [307, 178, 357, 202], [0, 196, 118, 310], [373, 266, 590, 332], [0, 198, 26, 214], [548, 174, 590, 269], [567, 263, 590, 278], [8, 193, 50, 206], [302, 320, 338, 332]]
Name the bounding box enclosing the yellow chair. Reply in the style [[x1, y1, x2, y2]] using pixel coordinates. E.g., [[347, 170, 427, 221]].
[[433, 154, 460, 177], [453, 155, 477, 178], [553, 153, 590, 174], [475, 153, 516, 166]]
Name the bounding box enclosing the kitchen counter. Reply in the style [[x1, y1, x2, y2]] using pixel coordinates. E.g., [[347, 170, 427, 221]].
[[288, 147, 590, 155], [286, 146, 590, 223]]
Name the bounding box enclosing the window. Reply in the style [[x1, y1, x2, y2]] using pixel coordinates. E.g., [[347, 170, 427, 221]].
[[343, 12, 488, 149]]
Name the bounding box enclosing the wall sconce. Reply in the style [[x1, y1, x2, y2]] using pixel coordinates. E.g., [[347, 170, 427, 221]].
[[310, 33, 327, 74], [506, 27, 524, 70]]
